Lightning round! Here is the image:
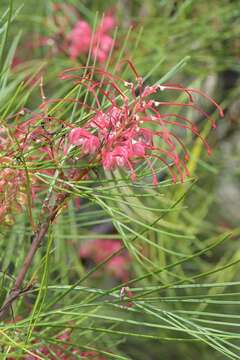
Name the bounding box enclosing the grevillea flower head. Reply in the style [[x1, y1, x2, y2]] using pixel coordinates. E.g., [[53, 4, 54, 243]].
[[68, 12, 116, 63], [61, 62, 223, 185]]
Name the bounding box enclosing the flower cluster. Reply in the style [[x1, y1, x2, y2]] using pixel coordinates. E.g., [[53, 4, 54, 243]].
[[1, 63, 223, 223], [26, 5, 116, 64], [0, 126, 30, 224], [68, 13, 116, 63], [64, 65, 224, 185], [0, 160, 27, 224], [80, 238, 130, 281], [0, 106, 66, 223]]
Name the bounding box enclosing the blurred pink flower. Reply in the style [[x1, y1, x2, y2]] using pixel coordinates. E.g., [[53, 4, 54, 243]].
[[21, 331, 107, 359], [68, 20, 92, 59], [79, 239, 130, 281], [11, 56, 22, 69], [68, 13, 116, 62], [107, 256, 130, 282]]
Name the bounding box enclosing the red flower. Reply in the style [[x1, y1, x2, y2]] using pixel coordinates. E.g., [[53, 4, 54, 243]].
[[62, 63, 223, 184]]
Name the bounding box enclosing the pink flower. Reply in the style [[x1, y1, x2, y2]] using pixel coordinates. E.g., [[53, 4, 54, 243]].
[[79, 239, 130, 281], [80, 239, 122, 261], [68, 20, 92, 59], [69, 128, 100, 154], [99, 14, 116, 32], [107, 256, 130, 282], [62, 64, 223, 185], [11, 56, 22, 69], [68, 13, 116, 62], [102, 146, 130, 170], [92, 33, 114, 63]]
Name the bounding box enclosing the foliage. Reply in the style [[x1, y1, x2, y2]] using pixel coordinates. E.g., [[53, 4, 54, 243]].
[[0, 1, 240, 359]]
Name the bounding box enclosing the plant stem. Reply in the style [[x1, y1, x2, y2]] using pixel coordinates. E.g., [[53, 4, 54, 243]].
[[0, 164, 92, 319], [0, 194, 67, 320]]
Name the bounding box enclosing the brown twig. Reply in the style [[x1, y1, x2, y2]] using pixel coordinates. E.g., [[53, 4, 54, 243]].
[[0, 193, 68, 320]]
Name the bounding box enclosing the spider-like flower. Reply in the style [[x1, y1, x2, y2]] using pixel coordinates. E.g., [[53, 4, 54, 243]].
[[65, 62, 223, 185]]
